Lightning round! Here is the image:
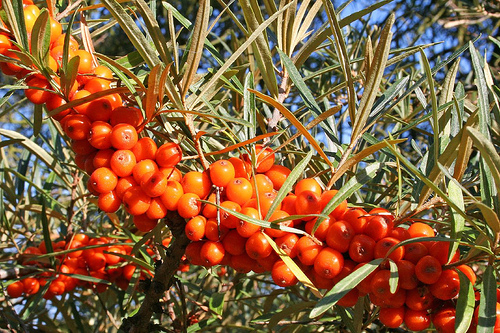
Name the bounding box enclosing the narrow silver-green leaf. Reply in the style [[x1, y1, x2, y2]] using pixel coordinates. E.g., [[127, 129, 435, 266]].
[[448, 180, 465, 262], [477, 265, 497, 333], [455, 269, 475, 333]]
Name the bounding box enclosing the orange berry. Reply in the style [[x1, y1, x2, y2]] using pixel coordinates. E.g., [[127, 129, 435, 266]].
[[408, 222, 435, 238], [251, 174, 274, 197], [226, 177, 253, 206], [156, 142, 182, 168], [364, 215, 391, 241], [6, 281, 24, 298], [110, 149, 136, 177], [22, 277, 40, 295], [236, 207, 261, 238], [295, 178, 322, 196], [92, 149, 114, 169], [219, 200, 241, 229], [160, 180, 184, 211], [209, 159, 235, 187], [110, 124, 138, 150], [122, 186, 151, 215], [326, 220, 355, 253], [229, 156, 250, 179], [205, 218, 229, 242], [348, 234, 376, 263], [87, 97, 113, 122], [140, 171, 168, 197], [98, 190, 121, 213], [295, 236, 322, 266], [244, 144, 275, 173], [132, 159, 159, 183], [245, 232, 273, 260], [185, 215, 207, 241], [374, 237, 404, 262], [265, 210, 291, 238], [404, 241, 428, 264], [133, 214, 158, 232], [265, 164, 291, 190], [429, 269, 460, 300], [25, 76, 53, 104], [271, 260, 298, 287], [305, 217, 332, 241], [275, 233, 299, 258], [177, 193, 201, 219], [89, 167, 117, 194], [88, 121, 113, 150], [379, 307, 405, 329], [84, 78, 110, 93], [181, 171, 212, 199], [73, 49, 94, 74], [200, 241, 225, 267], [63, 114, 91, 140], [131, 137, 157, 161], [146, 197, 168, 219], [404, 309, 430, 331], [116, 176, 138, 199], [94, 65, 113, 79], [313, 247, 344, 279], [295, 190, 321, 221], [222, 229, 247, 256], [415, 255, 442, 285], [342, 207, 369, 234]]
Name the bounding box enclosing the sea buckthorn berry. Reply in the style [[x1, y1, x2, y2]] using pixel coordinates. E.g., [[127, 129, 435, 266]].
[[431, 306, 456, 333], [379, 307, 405, 329], [295, 178, 322, 196], [160, 167, 182, 182], [405, 285, 436, 311], [429, 269, 460, 300], [265, 210, 291, 238], [230, 253, 254, 273], [88, 121, 113, 150], [64, 114, 91, 140], [404, 241, 428, 264], [200, 241, 225, 267], [133, 214, 158, 232], [201, 193, 217, 219], [185, 215, 207, 241], [146, 197, 168, 219], [408, 222, 435, 238], [337, 288, 360, 307], [364, 215, 390, 241], [156, 142, 182, 168], [374, 237, 404, 262], [71, 89, 91, 115], [415, 255, 442, 285], [243, 144, 275, 173], [404, 309, 431, 331], [103, 246, 123, 266], [72, 49, 94, 74], [87, 98, 113, 122], [222, 230, 247, 256], [131, 137, 157, 161], [342, 208, 368, 234], [389, 227, 411, 241], [209, 159, 235, 187], [311, 269, 335, 290], [89, 167, 117, 194], [229, 157, 250, 179], [71, 139, 96, 156], [236, 207, 261, 238], [313, 247, 344, 279], [219, 200, 241, 229], [122, 186, 151, 215], [0, 33, 12, 55], [25, 76, 53, 104], [92, 149, 113, 169], [295, 190, 321, 221], [7, 281, 24, 298], [23, 5, 40, 33], [110, 149, 136, 177], [46, 94, 71, 121], [319, 189, 348, 220], [429, 241, 460, 265], [116, 176, 138, 200], [275, 233, 299, 258], [49, 17, 62, 44], [349, 234, 376, 263], [84, 78, 110, 94], [140, 171, 168, 197], [177, 193, 201, 219], [370, 269, 396, 298], [257, 191, 280, 218], [205, 218, 229, 242], [181, 171, 211, 200], [295, 236, 322, 266], [396, 260, 419, 290], [98, 190, 121, 213], [52, 33, 79, 50], [94, 65, 113, 79], [305, 217, 332, 241], [22, 277, 40, 295], [265, 165, 291, 190], [251, 174, 274, 197], [160, 180, 184, 211], [245, 232, 273, 260], [132, 159, 159, 184], [110, 124, 138, 150], [456, 264, 476, 285], [326, 220, 354, 253], [272, 260, 298, 287]]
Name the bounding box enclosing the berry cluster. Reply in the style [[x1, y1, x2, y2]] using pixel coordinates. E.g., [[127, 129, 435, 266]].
[[5, 234, 150, 300]]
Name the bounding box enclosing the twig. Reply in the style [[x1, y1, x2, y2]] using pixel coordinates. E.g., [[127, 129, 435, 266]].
[[120, 211, 190, 333], [0, 267, 37, 280], [392, 196, 444, 226]]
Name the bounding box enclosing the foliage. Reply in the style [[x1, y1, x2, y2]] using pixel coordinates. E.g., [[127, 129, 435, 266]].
[[0, 0, 499, 332]]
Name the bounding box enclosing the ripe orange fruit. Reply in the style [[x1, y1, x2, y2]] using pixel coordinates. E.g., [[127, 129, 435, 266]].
[[431, 306, 456, 333], [364, 215, 391, 241], [132, 159, 159, 184], [6, 281, 24, 298], [131, 137, 157, 161], [404, 309, 430, 331], [73, 49, 94, 74], [295, 236, 322, 266], [325, 220, 354, 253], [295, 178, 322, 196], [236, 207, 261, 238], [25, 75, 53, 104], [115, 176, 137, 199], [305, 217, 332, 241], [87, 98, 113, 122], [219, 200, 241, 229], [275, 233, 299, 258], [84, 78, 110, 94], [110, 124, 138, 150], [396, 260, 419, 290], [205, 218, 229, 242], [156, 142, 182, 168], [405, 285, 436, 311], [456, 264, 476, 285], [404, 241, 428, 264], [342, 208, 368, 234], [379, 307, 405, 329], [63, 114, 92, 140], [257, 191, 280, 217], [110, 149, 136, 177], [415, 255, 442, 284], [160, 180, 184, 211], [229, 157, 250, 179], [222, 230, 247, 256], [110, 106, 144, 128], [251, 174, 274, 197], [200, 241, 225, 267], [243, 144, 275, 173], [265, 210, 291, 238], [429, 269, 460, 300], [88, 121, 113, 150], [295, 190, 321, 221], [89, 167, 118, 194], [122, 186, 151, 215], [271, 260, 298, 287], [185, 215, 207, 241], [265, 164, 291, 190], [408, 222, 435, 238], [146, 197, 168, 219], [313, 247, 344, 279], [245, 232, 273, 260], [98, 190, 121, 213], [209, 159, 235, 187], [71, 139, 96, 155], [429, 241, 460, 265], [181, 171, 212, 199], [177, 193, 201, 219], [133, 213, 158, 232], [348, 234, 376, 263], [22, 277, 40, 295], [319, 189, 348, 220], [140, 171, 168, 197], [374, 237, 404, 262]]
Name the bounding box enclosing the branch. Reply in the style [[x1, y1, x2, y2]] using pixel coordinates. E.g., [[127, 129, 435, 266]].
[[120, 211, 190, 333], [0, 267, 37, 280]]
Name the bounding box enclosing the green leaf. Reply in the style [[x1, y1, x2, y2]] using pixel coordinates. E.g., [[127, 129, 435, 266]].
[[477, 265, 497, 333], [264, 150, 313, 221], [243, 72, 256, 141], [310, 259, 383, 318], [388, 260, 399, 294], [30, 9, 51, 73], [448, 180, 465, 262], [455, 269, 475, 333], [209, 292, 225, 316]]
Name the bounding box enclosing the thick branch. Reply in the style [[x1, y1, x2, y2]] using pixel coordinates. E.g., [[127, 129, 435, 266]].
[[121, 211, 190, 333]]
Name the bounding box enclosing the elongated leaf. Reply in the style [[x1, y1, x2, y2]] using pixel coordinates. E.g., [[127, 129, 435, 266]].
[[448, 180, 465, 262], [264, 150, 313, 221], [249, 89, 332, 166], [310, 259, 383, 318], [351, 14, 394, 143], [322, 0, 356, 122], [388, 260, 399, 294], [477, 266, 497, 333], [455, 269, 475, 333], [419, 49, 439, 164]]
